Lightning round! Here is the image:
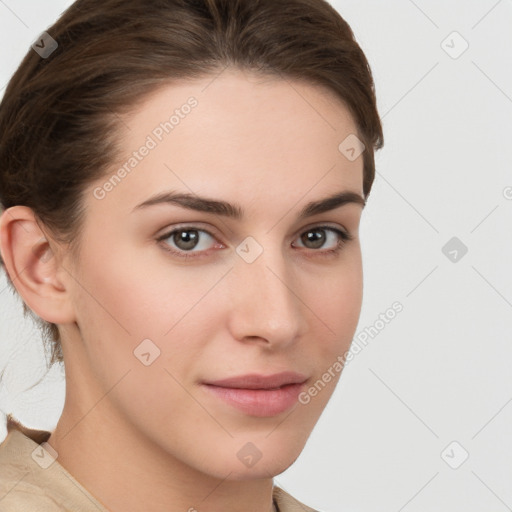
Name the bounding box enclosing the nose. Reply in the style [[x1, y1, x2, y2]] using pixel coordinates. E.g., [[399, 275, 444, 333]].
[[226, 240, 307, 349]]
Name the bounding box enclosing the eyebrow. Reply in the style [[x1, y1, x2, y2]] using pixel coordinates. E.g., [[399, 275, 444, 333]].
[[132, 189, 366, 220]]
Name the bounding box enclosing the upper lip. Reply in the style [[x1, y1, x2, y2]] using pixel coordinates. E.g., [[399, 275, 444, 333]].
[[203, 371, 308, 390]]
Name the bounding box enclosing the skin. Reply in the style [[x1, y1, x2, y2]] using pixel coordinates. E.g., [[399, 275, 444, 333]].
[[0, 67, 365, 512]]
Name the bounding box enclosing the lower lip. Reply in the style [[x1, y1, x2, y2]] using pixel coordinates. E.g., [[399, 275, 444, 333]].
[[202, 382, 305, 417]]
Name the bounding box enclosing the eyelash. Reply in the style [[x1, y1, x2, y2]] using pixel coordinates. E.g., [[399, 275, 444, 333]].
[[156, 224, 354, 260]]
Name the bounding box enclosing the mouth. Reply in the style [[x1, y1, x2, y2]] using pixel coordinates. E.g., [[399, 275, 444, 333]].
[[201, 372, 308, 417], [202, 371, 308, 390]]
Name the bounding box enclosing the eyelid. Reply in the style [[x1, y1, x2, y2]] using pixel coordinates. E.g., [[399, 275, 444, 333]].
[[156, 222, 220, 243], [156, 222, 353, 258], [156, 220, 350, 240]]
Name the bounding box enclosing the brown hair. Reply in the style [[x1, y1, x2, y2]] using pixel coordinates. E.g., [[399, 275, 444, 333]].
[[0, 0, 383, 369]]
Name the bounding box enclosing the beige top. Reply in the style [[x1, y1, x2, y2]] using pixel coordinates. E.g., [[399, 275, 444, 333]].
[[0, 419, 319, 512]]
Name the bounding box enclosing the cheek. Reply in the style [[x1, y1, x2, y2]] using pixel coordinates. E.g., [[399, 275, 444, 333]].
[[337, 264, 363, 333], [73, 237, 196, 335], [295, 263, 363, 415], [70, 240, 226, 373], [304, 253, 363, 346], [68, 248, 209, 416]]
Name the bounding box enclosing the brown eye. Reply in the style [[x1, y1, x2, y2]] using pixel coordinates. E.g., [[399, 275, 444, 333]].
[[157, 224, 352, 260], [294, 226, 351, 252], [300, 228, 327, 249], [170, 229, 201, 251], [157, 227, 218, 257]]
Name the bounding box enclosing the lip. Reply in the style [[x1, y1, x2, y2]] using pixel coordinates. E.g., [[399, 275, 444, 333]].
[[201, 372, 308, 417], [202, 383, 307, 417], [203, 371, 308, 390]]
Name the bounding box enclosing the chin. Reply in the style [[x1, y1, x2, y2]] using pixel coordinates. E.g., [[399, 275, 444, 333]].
[[202, 437, 305, 481]]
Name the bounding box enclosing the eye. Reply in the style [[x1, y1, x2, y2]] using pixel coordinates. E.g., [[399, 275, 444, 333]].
[[157, 226, 219, 259], [156, 224, 353, 260], [293, 226, 353, 256]]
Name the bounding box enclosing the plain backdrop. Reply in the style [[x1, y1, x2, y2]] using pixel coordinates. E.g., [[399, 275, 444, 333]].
[[1, 1, 511, 511]]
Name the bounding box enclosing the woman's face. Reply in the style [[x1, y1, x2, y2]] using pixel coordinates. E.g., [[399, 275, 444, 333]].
[[61, 68, 365, 479]]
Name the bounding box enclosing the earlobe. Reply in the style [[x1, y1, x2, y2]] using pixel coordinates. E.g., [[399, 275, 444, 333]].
[[0, 205, 75, 324]]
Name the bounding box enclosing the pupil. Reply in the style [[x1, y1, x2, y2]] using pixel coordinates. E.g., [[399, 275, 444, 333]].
[[304, 229, 324, 249], [176, 230, 198, 250]]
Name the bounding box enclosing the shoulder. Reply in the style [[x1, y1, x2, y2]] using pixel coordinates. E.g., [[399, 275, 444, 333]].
[[273, 484, 324, 512], [0, 431, 56, 511], [0, 417, 74, 512]]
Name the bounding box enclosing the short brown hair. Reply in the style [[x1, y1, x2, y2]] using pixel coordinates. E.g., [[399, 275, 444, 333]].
[[0, 0, 384, 369]]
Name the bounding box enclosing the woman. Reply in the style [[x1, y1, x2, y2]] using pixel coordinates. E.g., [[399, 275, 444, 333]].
[[0, 0, 383, 510]]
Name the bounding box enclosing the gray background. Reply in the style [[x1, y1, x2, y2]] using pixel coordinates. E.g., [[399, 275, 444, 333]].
[[1, 1, 511, 511]]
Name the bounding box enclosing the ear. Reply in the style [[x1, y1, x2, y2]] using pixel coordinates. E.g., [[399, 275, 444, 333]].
[[0, 205, 76, 325]]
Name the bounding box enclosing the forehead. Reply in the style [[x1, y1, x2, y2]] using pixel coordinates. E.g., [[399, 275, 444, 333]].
[[89, 68, 363, 216]]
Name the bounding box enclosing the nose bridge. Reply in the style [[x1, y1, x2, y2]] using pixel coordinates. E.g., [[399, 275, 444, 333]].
[[230, 236, 303, 342]]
